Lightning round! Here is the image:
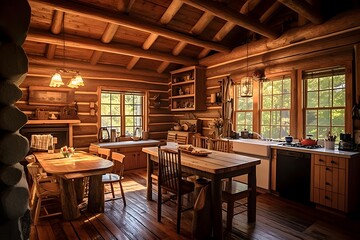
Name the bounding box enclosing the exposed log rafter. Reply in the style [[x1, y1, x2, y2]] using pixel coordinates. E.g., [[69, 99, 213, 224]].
[[277, 0, 324, 24], [46, 10, 64, 59]]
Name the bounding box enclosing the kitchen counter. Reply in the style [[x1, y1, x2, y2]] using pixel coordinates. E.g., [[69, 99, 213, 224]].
[[271, 144, 360, 158], [91, 139, 161, 149]]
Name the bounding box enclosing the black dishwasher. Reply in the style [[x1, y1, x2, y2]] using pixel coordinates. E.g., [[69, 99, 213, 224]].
[[276, 149, 312, 205]]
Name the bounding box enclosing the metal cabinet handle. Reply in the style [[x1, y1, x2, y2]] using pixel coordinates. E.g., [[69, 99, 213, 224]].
[[325, 196, 330, 200], [325, 167, 331, 171], [319, 159, 324, 162], [325, 182, 330, 185], [331, 160, 336, 164]]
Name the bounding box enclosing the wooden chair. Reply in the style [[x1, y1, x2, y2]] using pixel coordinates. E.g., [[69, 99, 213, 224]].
[[89, 144, 99, 155], [98, 147, 111, 160], [192, 135, 209, 149], [176, 135, 188, 145], [27, 162, 61, 225], [222, 180, 249, 231], [209, 139, 249, 231], [167, 132, 177, 143], [157, 146, 194, 233], [209, 138, 230, 152], [102, 152, 126, 205]]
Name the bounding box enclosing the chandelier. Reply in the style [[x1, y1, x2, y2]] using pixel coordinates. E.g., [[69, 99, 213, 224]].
[[240, 37, 253, 97], [49, 13, 84, 88]]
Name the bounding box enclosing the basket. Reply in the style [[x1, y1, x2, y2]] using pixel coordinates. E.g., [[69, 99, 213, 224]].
[[35, 109, 49, 120]]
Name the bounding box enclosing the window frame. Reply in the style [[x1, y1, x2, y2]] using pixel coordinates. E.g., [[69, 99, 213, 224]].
[[99, 88, 145, 137], [302, 67, 347, 140], [234, 84, 254, 132]]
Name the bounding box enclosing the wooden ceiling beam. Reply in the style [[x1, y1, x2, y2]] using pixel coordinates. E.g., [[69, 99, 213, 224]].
[[27, 29, 198, 65], [259, 1, 282, 23], [180, 0, 278, 39], [277, 0, 324, 24], [127, 0, 183, 71], [28, 55, 169, 79], [30, 0, 230, 53], [46, 10, 64, 59], [200, 9, 360, 67]]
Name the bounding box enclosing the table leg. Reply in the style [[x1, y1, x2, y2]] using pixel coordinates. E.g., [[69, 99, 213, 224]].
[[59, 178, 80, 220], [146, 154, 153, 201], [87, 174, 104, 213], [74, 178, 84, 204], [211, 177, 223, 240], [248, 166, 257, 222]]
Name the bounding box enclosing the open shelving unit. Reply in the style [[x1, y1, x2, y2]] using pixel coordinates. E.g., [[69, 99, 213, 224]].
[[170, 66, 206, 111]]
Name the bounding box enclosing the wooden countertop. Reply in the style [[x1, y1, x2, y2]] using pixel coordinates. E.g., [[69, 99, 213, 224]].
[[271, 144, 360, 158], [91, 139, 161, 148]]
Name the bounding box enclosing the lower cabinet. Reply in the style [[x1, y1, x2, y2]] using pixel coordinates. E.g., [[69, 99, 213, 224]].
[[312, 154, 346, 211], [115, 147, 148, 170]]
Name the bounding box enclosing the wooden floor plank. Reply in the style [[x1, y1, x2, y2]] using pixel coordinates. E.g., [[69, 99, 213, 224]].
[[30, 168, 360, 240]]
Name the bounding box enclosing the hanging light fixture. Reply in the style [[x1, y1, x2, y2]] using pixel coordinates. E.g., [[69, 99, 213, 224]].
[[49, 13, 84, 88], [240, 36, 253, 97]]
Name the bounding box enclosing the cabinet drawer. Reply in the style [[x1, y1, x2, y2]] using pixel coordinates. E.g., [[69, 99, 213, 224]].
[[313, 188, 346, 212], [325, 157, 345, 169], [313, 165, 345, 194], [314, 154, 326, 166]]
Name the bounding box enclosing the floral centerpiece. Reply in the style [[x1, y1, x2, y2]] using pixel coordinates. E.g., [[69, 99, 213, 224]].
[[60, 146, 75, 158], [209, 117, 224, 138]]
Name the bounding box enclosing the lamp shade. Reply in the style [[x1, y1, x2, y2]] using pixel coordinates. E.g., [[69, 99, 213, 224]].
[[240, 76, 253, 97], [49, 73, 64, 87]]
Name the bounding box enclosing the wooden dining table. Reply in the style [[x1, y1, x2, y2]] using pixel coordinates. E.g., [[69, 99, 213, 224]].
[[33, 151, 113, 220], [142, 144, 261, 239]]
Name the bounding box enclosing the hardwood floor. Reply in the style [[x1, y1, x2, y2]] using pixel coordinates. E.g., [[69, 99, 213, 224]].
[[30, 168, 360, 240]]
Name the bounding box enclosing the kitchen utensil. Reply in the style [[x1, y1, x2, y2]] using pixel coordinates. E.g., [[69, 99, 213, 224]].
[[300, 136, 317, 146], [241, 129, 249, 138]]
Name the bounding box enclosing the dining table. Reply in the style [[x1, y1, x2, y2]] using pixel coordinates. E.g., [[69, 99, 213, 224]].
[[33, 151, 113, 220], [142, 143, 261, 239]]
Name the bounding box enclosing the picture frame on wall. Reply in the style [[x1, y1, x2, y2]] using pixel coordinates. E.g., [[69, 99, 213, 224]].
[[28, 86, 74, 106]]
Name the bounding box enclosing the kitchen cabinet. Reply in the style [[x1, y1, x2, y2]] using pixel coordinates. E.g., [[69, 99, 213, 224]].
[[121, 146, 147, 170], [170, 66, 206, 111], [168, 131, 195, 144], [312, 154, 346, 211]]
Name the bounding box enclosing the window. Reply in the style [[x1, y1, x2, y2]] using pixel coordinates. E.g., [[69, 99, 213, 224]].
[[304, 67, 345, 140], [260, 77, 291, 139], [100, 91, 143, 136], [234, 85, 253, 132]]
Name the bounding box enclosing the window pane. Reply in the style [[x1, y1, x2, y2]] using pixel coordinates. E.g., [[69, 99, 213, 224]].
[[306, 126, 317, 137], [283, 93, 291, 108], [135, 117, 142, 126], [134, 95, 142, 104], [307, 78, 318, 91], [319, 76, 331, 90], [125, 116, 134, 126], [134, 105, 142, 115], [262, 111, 270, 125], [319, 90, 331, 107], [262, 96, 272, 109], [111, 116, 120, 126], [272, 80, 282, 94], [101, 104, 111, 115], [101, 117, 111, 127], [237, 112, 245, 125], [111, 105, 120, 115], [281, 110, 290, 127], [101, 93, 110, 104], [125, 127, 133, 136], [333, 88, 345, 107], [332, 126, 344, 137], [318, 126, 329, 139], [261, 126, 270, 139], [262, 82, 272, 95], [306, 110, 317, 125], [318, 110, 330, 126], [125, 104, 133, 115], [332, 109, 345, 126], [272, 111, 280, 125], [111, 93, 120, 104], [307, 91, 318, 108], [125, 95, 133, 104], [271, 126, 280, 139]]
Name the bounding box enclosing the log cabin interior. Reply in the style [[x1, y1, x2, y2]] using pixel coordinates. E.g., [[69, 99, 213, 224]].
[[1, 0, 360, 239]]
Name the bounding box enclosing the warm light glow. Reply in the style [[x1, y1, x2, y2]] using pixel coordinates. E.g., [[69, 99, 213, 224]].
[[73, 74, 84, 86], [240, 76, 253, 97], [49, 73, 65, 87]]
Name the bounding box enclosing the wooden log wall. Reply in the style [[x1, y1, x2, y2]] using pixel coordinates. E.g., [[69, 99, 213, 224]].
[[18, 73, 170, 150], [171, 30, 360, 138], [0, 0, 31, 239]]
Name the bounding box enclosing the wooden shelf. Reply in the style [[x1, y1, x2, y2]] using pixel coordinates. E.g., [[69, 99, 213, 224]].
[[170, 66, 206, 111], [27, 119, 81, 124]]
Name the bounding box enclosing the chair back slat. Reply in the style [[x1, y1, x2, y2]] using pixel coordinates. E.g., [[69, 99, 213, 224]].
[[210, 139, 230, 152], [111, 152, 125, 177], [98, 147, 111, 160], [158, 146, 181, 192], [89, 145, 99, 155], [192, 135, 208, 148]]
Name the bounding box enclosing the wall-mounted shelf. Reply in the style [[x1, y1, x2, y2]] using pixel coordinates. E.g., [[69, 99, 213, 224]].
[[170, 66, 206, 111]]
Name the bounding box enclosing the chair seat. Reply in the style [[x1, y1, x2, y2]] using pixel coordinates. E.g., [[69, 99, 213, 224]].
[[102, 173, 121, 183], [222, 180, 248, 196]]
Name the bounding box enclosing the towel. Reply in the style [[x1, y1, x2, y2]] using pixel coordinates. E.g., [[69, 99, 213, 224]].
[[30, 134, 53, 151]]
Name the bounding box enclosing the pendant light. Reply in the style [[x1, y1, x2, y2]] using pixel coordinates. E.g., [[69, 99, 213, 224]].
[[240, 37, 253, 97], [49, 13, 84, 88]]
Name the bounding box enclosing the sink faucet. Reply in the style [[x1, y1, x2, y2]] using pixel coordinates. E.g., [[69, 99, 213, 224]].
[[252, 132, 264, 140]]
